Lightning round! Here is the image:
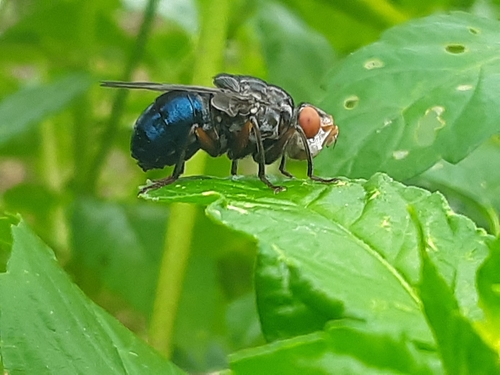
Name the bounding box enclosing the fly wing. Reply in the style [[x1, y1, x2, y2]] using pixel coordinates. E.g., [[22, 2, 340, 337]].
[[101, 80, 253, 117], [213, 74, 268, 93], [101, 75, 291, 120], [211, 74, 270, 117], [101, 81, 223, 95], [210, 92, 255, 117]]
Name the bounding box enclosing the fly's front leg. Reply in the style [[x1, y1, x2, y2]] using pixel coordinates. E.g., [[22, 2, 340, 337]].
[[249, 118, 285, 193], [296, 126, 338, 184]]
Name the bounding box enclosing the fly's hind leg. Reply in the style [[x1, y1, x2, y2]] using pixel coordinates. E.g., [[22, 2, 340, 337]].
[[138, 126, 195, 195], [138, 159, 185, 195]]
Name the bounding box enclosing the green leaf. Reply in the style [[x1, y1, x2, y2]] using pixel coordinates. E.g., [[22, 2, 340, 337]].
[[141, 173, 489, 347], [0, 73, 92, 149], [0, 0, 124, 62], [2, 183, 60, 243], [477, 238, 500, 350], [230, 321, 442, 375], [225, 293, 264, 350], [276, 0, 381, 53], [478, 239, 500, 317], [69, 198, 167, 316], [395, 0, 474, 16], [282, 0, 407, 30], [412, 138, 500, 235], [168, 202, 261, 369], [317, 12, 500, 180], [0, 218, 185, 374], [254, 242, 331, 342], [255, 2, 336, 102], [0, 214, 20, 272], [414, 211, 500, 374]]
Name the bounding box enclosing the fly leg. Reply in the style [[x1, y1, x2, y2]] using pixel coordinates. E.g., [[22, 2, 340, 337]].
[[226, 121, 251, 179], [295, 126, 338, 184], [195, 126, 222, 157], [138, 158, 185, 195], [250, 118, 285, 193], [264, 126, 294, 178], [231, 160, 238, 175], [138, 128, 194, 195], [278, 155, 294, 178]]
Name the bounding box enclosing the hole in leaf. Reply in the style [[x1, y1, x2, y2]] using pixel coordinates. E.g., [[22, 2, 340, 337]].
[[445, 44, 466, 54], [364, 59, 384, 70], [344, 96, 359, 110], [456, 84, 473, 91], [393, 150, 408, 160], [468, 27, 480, 35], [415, 106, 446, 146]]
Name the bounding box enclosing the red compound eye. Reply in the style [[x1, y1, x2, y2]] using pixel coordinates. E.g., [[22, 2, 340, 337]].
[[298, 106, 321, 139]]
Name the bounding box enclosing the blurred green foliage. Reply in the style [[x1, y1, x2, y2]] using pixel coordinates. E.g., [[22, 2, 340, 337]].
[[1, 0, 500, 373]]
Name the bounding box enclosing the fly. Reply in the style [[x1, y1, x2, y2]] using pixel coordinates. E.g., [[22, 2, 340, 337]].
[[102, 73, 339, 193]]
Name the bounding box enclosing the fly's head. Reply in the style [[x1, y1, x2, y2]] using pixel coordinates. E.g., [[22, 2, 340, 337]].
[[287, 104, 338, 160]]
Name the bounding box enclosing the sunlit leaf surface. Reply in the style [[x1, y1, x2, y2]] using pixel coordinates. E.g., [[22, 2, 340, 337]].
[[143, 173, 490, 366]]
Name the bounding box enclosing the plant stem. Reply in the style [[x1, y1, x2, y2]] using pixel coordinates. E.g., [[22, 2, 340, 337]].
[[148, 0, 230, 358], [39, 120, 70, 264], [84, 0, 160, 194], [71, 0, 96, 193]]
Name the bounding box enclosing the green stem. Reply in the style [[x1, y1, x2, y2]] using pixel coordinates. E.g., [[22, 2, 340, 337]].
[[84, 0, 160, 193], [40, 120, 70, 263], [72, 95, 91, 191], [71, 0, 96, 193], [148, 0, 231, 358]]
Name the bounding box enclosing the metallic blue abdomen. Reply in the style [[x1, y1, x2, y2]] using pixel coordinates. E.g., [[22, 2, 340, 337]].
[[131, 91, 210, 170]]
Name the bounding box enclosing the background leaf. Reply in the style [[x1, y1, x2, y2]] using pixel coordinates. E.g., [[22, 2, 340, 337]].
[[411, 138, 500, 235], [277, 0, 382, 52], [69, 197, 167, 316], [255, 2, 336, 103], [0, 73, 91, 150], [316, 12, 500, 181]]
